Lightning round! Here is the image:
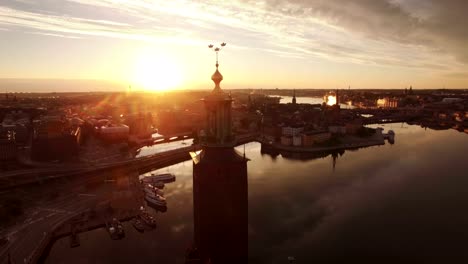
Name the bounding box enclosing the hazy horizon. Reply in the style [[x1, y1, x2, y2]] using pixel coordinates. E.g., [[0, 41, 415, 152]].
[[1, 78, 467, 93]]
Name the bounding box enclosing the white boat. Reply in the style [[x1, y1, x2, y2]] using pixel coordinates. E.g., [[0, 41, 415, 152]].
[[143, 185, 155, 193], [144, 185, 164, 196], [153, 181, 165, 189], [149, 173, 176, 183], [141, 177, 153, 184], [145, 194, 167, 207]]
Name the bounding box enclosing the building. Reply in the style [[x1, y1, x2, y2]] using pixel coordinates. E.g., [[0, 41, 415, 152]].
[[441, 98, 464, 104], [32, 115, 78, 161], [282, 125, 304, 136], [190, 49, 248, 264], [328, 125, 346, 135], [125, 113, 152, 139], [293, 135, 302, 146], [377, 97, 399, 108], [262, 125, 282, 142], [0, 130, 17, 163], [99, 124, 129, 142], [280, 135, 293, 146], [301, 130, 331, 146], [35, 116, 65, 139]]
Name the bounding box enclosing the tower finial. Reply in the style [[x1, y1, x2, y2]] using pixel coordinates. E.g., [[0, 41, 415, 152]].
[[208, 42, 227, 91]]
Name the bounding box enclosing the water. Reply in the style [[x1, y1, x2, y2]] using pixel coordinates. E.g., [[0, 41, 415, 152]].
[[46, 124, 468, 263]]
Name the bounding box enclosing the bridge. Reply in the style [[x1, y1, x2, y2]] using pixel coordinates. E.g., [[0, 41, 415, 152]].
[[0, 133, 258, 190], [152, 131, 194, 142]]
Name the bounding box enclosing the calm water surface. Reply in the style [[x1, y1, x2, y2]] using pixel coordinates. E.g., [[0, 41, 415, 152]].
[[47, 124, 468, 263]]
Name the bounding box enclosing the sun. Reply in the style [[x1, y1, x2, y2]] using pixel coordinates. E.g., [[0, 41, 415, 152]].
[[132, 52, 182, 91]]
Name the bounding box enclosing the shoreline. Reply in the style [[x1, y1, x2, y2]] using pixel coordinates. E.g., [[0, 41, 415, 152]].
[[259, 133, 386, 153]]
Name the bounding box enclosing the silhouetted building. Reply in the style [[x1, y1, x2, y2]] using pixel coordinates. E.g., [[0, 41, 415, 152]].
[[190, 48, 248, 264], [31, 116, 78, 161], [125, 113, 152, 139], [292, 89, 297, 105], [0, 130, 17, 163]]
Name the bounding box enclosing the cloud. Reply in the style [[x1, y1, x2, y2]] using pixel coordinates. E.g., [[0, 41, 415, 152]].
[[0, 0, 466, 73], [444, 72, 468, 79], [257, 0, 468, 65]]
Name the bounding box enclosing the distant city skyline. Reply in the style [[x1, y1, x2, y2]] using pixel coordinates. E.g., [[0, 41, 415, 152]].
[[1, 0, 468, 91]]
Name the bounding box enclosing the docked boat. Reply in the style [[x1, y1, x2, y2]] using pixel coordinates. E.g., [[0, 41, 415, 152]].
[[147, 202, 167, 212], [139, 212, 157, 228], [131, 218, 145, 233], [145, 193, 167, 207], [141, 177, 154, 184], [141, 177, 168, 188], [107, 218, 125, 240], [143, 184, 154, 193], [143, 173, 175, 183], [145, 186, 164, 197], [387, 130, 395, 144], [152, 173, 175, 182], [151, 173, 176, 183], [143, 184, 163, 195], [153, 181, 165, 189]]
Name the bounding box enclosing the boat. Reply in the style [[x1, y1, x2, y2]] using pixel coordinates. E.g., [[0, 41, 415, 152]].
[[145, 193, 167, 207], [145, 186, 164, 197], [141, 173, 175, 184], [141, 177, 154, 184], [143, 184, 164, 195], [139, 212, 157, 228], [147, 202, 167, 212], [153, 181, 165, 189], [107, 218, 125, 240], [143, 184, 155, 193], [131, 218, 146, 233], [151, 173, 175, 182], [142, 174, 173, 183]]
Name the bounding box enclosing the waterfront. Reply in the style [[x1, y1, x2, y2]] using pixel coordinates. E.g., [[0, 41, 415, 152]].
[[45, 123, 468, 263], [276, 95, 354, 109]]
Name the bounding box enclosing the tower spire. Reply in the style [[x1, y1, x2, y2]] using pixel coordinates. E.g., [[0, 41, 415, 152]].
[[203, 42, 234, 146], [209, 42, 226, 92]]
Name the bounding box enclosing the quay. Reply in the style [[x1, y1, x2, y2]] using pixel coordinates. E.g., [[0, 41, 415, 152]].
[[33, 207, 141, 264]]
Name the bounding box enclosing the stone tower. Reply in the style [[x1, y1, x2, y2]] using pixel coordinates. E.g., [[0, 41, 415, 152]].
[[190, 43, 248, 264]]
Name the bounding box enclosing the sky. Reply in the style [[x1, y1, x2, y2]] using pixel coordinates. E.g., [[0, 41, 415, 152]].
[[0, 0, 467, 91]]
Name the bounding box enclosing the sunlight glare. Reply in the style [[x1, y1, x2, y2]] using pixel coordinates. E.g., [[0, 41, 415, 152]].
[[326, 95, 337, 106], [132, 52, 183, 91]]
